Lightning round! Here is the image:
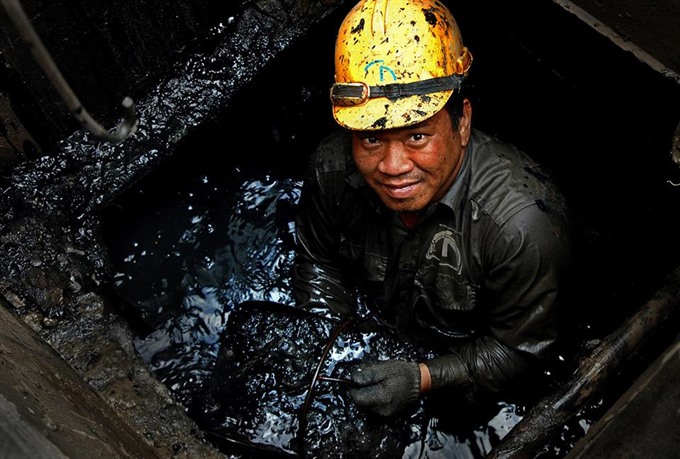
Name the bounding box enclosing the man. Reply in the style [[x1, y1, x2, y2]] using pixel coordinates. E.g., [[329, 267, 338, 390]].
[[293, 0, 572, 418]]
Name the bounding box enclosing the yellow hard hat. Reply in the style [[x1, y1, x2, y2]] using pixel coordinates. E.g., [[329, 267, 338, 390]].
[[330, 0, 472, 131]]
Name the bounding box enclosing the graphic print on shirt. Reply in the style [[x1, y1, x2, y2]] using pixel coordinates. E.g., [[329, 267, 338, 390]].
[[425, 226, 463, 275], [418, 223, 477, 327]]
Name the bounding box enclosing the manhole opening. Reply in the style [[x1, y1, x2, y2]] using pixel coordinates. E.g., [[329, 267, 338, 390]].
[[100, 3, 680, 457]]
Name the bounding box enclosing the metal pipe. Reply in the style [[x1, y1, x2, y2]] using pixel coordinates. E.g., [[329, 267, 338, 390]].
[[0, 0, 138, 145], [487, 264, 680, 459]]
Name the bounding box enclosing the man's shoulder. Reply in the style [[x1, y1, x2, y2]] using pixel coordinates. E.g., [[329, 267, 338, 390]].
[[469, 129, 539, 173], [311, 129, 354, 174], [468, 130, 568, 225]]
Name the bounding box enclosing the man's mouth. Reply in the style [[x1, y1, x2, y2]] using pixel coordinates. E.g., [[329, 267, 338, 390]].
[[382, 182, 418, 200]]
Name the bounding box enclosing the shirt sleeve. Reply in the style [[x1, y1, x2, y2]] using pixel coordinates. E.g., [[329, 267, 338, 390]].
[[292, 148, 357, 317], [426, 201, 572, 399]]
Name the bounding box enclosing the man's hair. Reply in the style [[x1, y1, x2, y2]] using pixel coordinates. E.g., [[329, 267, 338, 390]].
[[447, 94, 465, 131], [446, 78, 475, 131]]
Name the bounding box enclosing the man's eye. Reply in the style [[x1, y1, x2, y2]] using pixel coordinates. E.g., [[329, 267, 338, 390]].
[[361, 136, 379, 145], [411, 133, 425, 142]]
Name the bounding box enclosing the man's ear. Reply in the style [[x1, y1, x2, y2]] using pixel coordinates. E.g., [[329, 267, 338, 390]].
[[459, 99, 472, 147]]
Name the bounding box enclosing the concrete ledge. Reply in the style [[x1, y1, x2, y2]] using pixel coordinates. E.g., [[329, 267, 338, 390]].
[[566, 338, 680, 458], [0, 300, 162, 458]]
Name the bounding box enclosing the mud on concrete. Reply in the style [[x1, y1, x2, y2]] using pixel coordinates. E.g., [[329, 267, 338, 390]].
[[0, 294, 206, 458], [0, 0, 349, 457]]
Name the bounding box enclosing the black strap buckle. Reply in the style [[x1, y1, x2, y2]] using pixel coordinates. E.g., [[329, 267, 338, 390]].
[[330, 74, 466, 107], [330, 82, 370, 107]]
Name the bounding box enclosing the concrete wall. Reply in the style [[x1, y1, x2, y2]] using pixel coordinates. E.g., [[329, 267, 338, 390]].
[[570, 0, 680, 76], [0, 297, 164, 458]]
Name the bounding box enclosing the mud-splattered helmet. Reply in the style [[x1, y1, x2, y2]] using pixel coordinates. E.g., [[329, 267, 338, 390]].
[[330, 0, 472, 131]]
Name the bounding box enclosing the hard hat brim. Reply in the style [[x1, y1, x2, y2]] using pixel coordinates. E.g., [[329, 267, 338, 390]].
[[332, 90, 452, 131]]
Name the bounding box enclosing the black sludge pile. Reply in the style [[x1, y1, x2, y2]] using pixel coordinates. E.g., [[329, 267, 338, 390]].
[[191, 301, 434, 458]]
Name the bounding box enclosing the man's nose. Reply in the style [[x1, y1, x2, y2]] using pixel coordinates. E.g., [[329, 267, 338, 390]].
[[378, 143, 412, 176]]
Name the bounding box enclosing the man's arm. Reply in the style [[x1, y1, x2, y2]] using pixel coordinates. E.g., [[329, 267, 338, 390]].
[[349, 203, 571, 416], [293, 145, 357, 317], [425, 203, 571, 399]]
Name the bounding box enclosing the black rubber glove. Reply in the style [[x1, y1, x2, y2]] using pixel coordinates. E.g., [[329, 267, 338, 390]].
[[349, 360, 421, 417]]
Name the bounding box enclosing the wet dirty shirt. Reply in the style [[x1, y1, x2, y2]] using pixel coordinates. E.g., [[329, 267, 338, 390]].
[[293, 128, 571, 401]]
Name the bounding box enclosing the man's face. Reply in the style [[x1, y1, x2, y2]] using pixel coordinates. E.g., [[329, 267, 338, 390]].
[[352, 101, 471, 213]]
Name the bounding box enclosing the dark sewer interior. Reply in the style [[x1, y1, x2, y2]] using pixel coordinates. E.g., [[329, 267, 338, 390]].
[[100, 2, 680, 457]]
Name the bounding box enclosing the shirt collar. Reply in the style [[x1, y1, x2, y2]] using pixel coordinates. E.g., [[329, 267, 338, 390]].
[[437, 130, 475, 211]]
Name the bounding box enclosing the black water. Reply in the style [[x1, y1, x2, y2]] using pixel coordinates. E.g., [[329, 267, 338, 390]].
[[192, 300, 540, 459], [101, 2, 680, 457], [102, 164, 537, 458]]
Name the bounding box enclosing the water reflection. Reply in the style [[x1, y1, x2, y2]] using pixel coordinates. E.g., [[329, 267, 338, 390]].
[[110, 173, 300, 406], [402, 403, 524, 458]]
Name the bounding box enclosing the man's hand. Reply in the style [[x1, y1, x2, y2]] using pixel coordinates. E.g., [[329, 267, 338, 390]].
[[349, 360, 421, 417]]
